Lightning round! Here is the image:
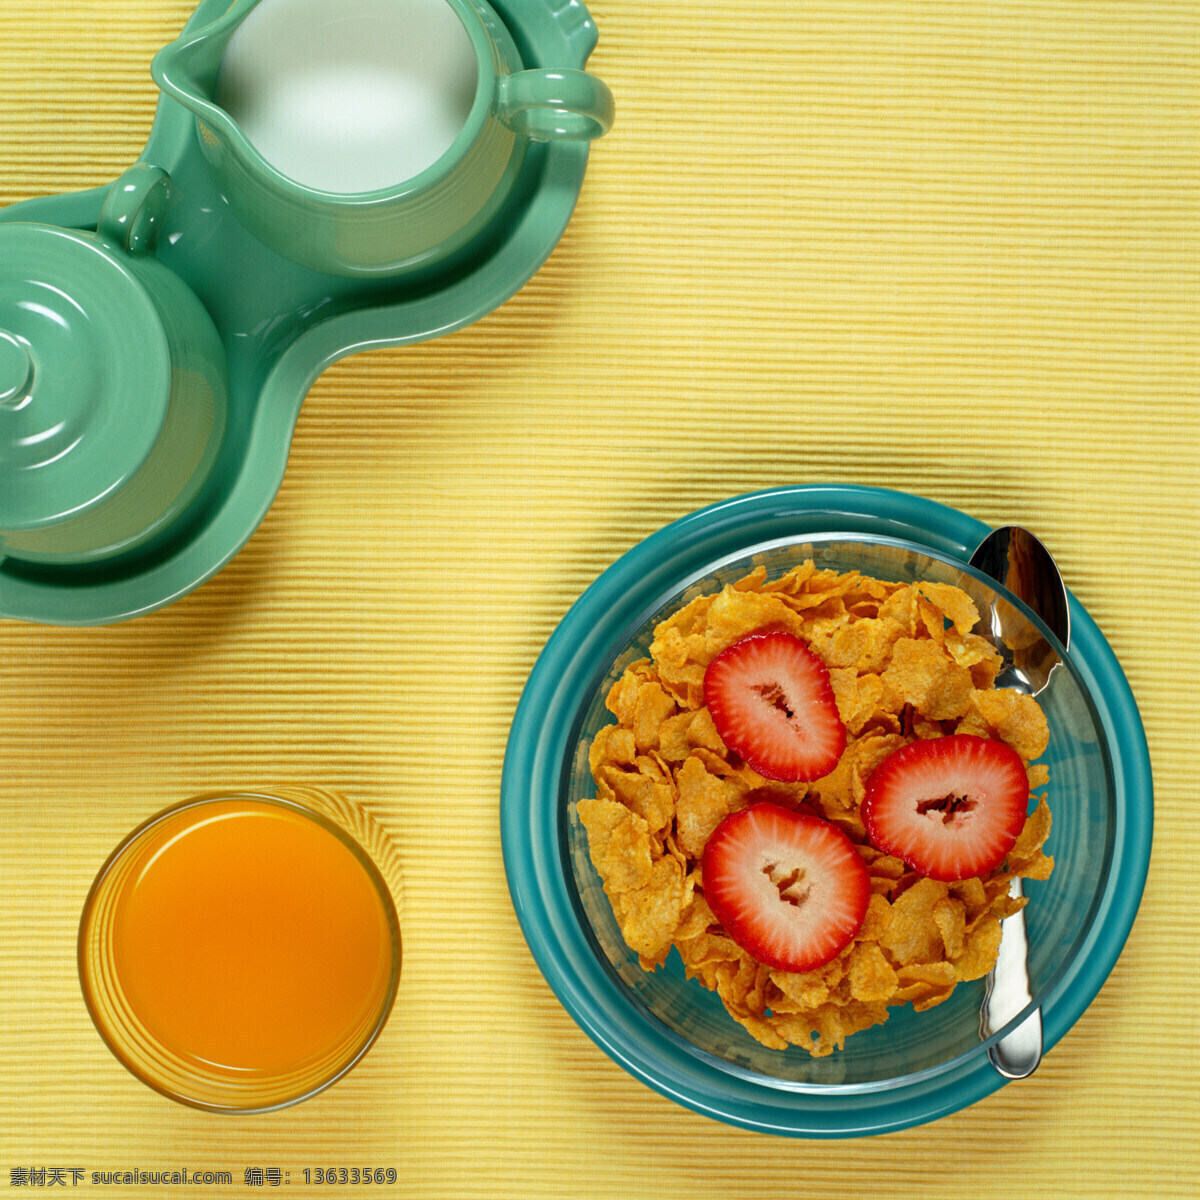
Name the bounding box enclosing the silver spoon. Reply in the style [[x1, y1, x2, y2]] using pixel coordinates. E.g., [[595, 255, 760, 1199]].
[[969, 525, 1070, 1079]]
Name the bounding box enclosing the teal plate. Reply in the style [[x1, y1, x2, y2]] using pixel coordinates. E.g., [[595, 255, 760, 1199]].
[[0, 0, 599, 625], [500, 485, 1153, 1137]]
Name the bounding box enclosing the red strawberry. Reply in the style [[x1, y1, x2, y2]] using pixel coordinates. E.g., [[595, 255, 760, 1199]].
[[703, 631, 846, 782], [861, 734, 1030, 882], [701, 802, 870, 973]]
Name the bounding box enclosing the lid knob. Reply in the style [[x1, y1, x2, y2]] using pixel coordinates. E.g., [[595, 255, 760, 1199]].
[[0, 330, 32, 409]]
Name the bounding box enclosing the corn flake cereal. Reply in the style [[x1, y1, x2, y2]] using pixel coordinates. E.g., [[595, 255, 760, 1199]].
[[577, 562, 1053, 1057]]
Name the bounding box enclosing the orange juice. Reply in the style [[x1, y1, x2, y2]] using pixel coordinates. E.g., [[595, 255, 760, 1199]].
[[80, 794, 400, 1110]]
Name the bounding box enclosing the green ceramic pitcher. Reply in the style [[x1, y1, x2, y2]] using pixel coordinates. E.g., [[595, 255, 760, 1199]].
[[151, 0, 614, 278]]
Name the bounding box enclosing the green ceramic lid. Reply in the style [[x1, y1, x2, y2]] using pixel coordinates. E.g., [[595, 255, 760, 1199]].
[[0, 223, 170, 532]]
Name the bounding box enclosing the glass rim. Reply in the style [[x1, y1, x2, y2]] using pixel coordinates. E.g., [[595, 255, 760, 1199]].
[[78, 789, 401, 1114]]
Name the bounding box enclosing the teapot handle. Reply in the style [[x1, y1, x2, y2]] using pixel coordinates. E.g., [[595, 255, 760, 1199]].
[[98, 164, 173, 255]]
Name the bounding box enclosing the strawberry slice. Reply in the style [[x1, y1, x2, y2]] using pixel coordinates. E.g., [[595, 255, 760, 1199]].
[[861, 734, 1030, 882], [703, 631, 846, 782], [701, 802, 870, 973]]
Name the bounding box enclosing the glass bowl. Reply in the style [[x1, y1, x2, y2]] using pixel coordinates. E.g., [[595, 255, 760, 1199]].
[[565, 533, 1105, 1087], [501, 487, 1152, 1136]]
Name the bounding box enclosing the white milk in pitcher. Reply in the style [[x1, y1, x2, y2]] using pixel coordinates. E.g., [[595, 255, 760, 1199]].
[[215, 0, 479, 193]]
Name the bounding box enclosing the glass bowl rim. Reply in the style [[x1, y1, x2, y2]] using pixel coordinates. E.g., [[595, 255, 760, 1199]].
[[558, 529, 1110, 1093]]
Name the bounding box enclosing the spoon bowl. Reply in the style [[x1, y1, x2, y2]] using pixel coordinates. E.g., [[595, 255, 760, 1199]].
[[970, 526, 1070, 695]]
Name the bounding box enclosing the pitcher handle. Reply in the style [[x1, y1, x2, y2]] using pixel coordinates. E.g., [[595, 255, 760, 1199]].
[[97, 164, 173, 255], [497, 69, 614, 142]]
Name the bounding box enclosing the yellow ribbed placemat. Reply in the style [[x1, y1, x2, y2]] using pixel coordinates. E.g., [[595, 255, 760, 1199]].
[[2, 1, 1197, 1196]]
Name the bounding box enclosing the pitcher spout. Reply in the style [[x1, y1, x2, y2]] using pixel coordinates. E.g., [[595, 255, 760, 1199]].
[[150, 1, 256, 132]]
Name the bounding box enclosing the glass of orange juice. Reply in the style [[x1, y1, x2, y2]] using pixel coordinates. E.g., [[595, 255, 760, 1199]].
[[78, 790, 401, 1112]]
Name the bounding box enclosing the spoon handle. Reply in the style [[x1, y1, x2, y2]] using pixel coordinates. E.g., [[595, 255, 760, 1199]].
[[981, 877, 1044, 1078]]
